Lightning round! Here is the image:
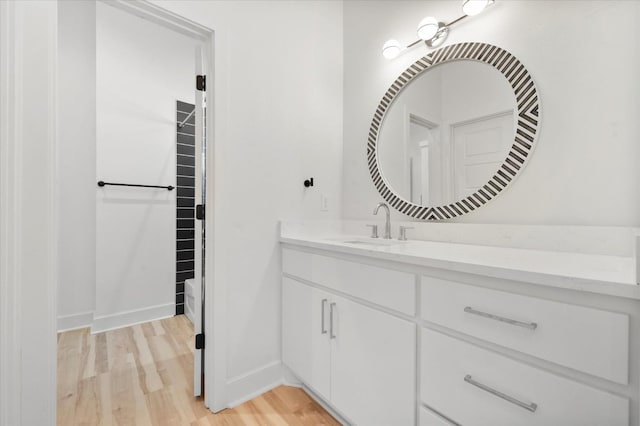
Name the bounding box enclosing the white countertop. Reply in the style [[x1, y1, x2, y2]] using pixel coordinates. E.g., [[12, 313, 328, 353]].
[[281, 234, 640, 300]]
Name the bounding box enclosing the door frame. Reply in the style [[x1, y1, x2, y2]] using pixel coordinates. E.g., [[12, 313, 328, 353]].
[[0, 1, 228, 422], [404, 111, 439, 205], [0, 1, 59, 424], [98, 1, 225, 412], [0, 3, 23, 424]]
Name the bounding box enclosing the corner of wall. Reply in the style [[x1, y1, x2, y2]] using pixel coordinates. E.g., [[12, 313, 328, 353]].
[[225, 361, 284, 408]]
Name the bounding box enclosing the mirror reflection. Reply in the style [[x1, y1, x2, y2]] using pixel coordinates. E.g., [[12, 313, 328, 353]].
[[378, 60, 517, 206]]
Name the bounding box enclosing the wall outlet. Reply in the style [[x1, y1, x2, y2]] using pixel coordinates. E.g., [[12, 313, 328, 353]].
[[321, 194, 329, 212]]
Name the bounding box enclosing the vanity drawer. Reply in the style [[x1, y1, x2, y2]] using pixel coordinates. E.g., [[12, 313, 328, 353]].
[[421, 328, 629, 426], [421, 276, 629, 384], [283, 248, 415, 315]]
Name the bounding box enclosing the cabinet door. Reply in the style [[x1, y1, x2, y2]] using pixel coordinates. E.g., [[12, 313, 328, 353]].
[[282, 277, 331, 400], [330, 295, 416, 425]]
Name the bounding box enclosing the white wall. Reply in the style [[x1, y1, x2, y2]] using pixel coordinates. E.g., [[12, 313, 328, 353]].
[[94, 3, 199, 331], [343, 0, 640, 226], [57, 0, 96, 332], [440, 61, 514, 125], [150, 0, 344, 405]]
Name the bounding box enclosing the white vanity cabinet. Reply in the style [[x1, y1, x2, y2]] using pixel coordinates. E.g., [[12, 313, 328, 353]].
[[282, 250, 416, 425], [281, 242, 639, 426], [421, 328, 629, 426], [421, 276, 630, 384], [330, 292, 416, 426], [419, 275, 631, 426], [282, 277, 332, 400]]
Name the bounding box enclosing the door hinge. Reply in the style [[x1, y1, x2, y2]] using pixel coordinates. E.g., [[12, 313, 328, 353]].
[[196, 204, 205, 220], [195, 333, 205, 350], [196, 75, 206, 91]]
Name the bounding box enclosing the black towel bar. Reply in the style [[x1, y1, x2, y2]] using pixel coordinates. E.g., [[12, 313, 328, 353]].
[[97, 180, 174, 191]]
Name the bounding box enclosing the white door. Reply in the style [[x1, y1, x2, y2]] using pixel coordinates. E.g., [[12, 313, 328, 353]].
[[451, 111, 513, 199], [193, 46, 207, 397], [330, 295, 416, 426], [282, 278, 332, 400]]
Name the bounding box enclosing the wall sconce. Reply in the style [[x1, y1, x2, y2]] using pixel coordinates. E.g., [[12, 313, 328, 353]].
[[382, 0, 495, 60]]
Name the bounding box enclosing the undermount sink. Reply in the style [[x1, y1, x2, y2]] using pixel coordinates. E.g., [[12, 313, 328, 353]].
[[342, 238, 404, 247]]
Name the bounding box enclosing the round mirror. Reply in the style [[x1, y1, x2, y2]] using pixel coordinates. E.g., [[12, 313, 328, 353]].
[[368, 43, 540, 220]]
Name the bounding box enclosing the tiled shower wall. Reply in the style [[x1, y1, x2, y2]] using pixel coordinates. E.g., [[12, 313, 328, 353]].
[[176, 101, 196, 315]]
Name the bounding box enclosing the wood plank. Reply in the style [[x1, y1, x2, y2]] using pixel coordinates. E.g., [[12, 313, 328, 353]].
[[58, 316, 338, 425]]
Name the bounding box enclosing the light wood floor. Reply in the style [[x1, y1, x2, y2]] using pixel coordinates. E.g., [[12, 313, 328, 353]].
[[57, 315, 339, 425]]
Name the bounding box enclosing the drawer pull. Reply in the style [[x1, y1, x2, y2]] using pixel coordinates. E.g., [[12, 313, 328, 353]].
[[464, 306, 538, 330], [321, 299, 328, 334], [464, 374, 538, 413]]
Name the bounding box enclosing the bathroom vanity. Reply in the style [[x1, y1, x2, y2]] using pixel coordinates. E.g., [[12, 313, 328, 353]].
[[278, 36, 639, 425], [280, 225, 640, 426]]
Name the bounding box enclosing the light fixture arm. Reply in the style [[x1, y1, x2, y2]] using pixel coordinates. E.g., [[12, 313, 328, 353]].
[[409, 14, 468, 50], [445, 14, 469, 28], [382, 0, 494, 59]]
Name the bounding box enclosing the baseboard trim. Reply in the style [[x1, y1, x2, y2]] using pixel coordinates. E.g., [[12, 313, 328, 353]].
[[57, 311, 94, 332], [299, 384, 351, 426], [280, 365, 349, 425], [281, 363, 302, 387], [91, 303, 174, 334], [226, 360, 283, 408]]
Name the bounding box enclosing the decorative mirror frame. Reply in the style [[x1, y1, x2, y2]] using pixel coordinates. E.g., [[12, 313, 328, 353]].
[[368, 42, 540, 220]]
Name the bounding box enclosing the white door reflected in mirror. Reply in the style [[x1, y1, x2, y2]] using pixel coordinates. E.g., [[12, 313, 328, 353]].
[[377, 59, 516, 206], [452, 111, 513, 200]]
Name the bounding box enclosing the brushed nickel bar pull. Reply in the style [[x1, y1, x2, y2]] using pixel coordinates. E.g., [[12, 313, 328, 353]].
[[321, 299, 328, 334], [329, 303, 337, 339], [464, 306, 538, 330], [464, 375, 538, 413]]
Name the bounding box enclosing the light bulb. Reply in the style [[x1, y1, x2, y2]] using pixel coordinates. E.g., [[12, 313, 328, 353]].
[[462, 0, 489, 16], [417, 16, 439, 41], [382, 39, 402, 60]]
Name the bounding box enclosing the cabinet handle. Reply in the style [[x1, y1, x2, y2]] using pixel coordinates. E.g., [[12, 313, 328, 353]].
[[464, 375, 538, 413], [329, 302, 337, 339], [464, 306, 538, 330], [321, 299, 328, 334]]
